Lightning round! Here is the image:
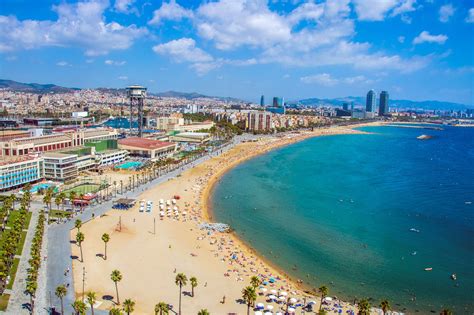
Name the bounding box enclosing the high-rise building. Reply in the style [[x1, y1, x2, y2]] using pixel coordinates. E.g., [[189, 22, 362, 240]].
[[272, 97, 283, 108], [366, 90, 376, 113], [342, 103, 349, 111], [379, 91, 389, 116], [260, 95, 265, 107]]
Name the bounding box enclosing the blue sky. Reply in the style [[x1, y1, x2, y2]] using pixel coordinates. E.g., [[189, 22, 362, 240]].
[[0, 0, 473, 104]]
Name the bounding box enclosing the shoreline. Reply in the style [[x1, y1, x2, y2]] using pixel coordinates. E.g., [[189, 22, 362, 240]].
[[201, 123, 383, 297]]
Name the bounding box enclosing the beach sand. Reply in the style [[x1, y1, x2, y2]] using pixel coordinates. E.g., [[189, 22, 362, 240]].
[[71, 124, 383, 314]]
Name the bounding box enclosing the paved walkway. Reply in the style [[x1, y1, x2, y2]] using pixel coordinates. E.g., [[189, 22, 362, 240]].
[[39, 139, 242, 315]]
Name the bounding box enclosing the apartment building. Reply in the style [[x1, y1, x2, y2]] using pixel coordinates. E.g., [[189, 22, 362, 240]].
[[43, 152, 78, 182]]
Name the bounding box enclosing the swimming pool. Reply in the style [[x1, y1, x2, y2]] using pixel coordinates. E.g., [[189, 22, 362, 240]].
[[115, 161, 143, 170], [30, 183, 56, 193]]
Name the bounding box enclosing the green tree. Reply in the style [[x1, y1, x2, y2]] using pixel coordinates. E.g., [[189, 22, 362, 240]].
[[75, 219, 82, 232], [440, 309, 453, 315], [175, 273, 187, 315], [102, 233, 110, 260], [76, 231, 85, 262], [318, 285, 328, 312], [87, 291, 97, 315], [241, 286, 256, 315], [55, 285, 67, 315], [190, 276, 198, 297], [155, 302, 169, 315], [111, 269, 123, 304], [358, 298, 371, 315], [380, 299, 391, 315], [123, 298, 135, 315], [109, 307, 123, 315], [250, 276, 261, 289], [72, 300, 87, 315], [197, 309, 210, 315]]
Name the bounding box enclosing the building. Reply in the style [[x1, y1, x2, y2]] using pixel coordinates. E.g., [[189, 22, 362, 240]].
[[178, 121, 215, 132], [43, 152, 78, 182], [0, 130, 31, 142], [118, 137, 177, 161], [272, 97, 284, 108], [169, 132, 211, 144], [156, 116, 185, 131], [0, 157, 44, 192], [260, 95, 265, 107], [23, 118, 60, 126], [246, 111, 272, 131], [366, 90, 377, 114], [379, 91, 389, 116], [342, 103, 349, 111]]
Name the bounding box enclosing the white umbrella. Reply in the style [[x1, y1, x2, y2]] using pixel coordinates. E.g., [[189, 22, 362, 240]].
[[260, 288, 268, 292], [324, 297, 333, 302], [264, 312, 272, 315], [267, 305, 274, 310], [182, 211, 187, 215], [254, 312, 263, 315], [256, 303, 265, 308], [160, 211, 165, 216], [172, 199, 177, 204], [308, 300, 317, 304], [278, 296, 285, 301], [275, 313, 283, 315], [287, 307, 295, 313], [173, 206, 178, 210], [268, 295, 277, 300], [280, 291, 287, 296], [289, 298, 297, 303], [270, 289, 277, 294], [159, 199, 164, 204]]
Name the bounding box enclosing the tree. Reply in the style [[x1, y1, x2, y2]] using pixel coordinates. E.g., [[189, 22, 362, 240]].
[[123, 298, 135, 315], [440, 310, 453, 315], [72, 300, 87, 315], [250, 276, 261, 289], [155, 302, 169, 315], [87, 291, 97, 315], [76, 231, 85, 262], [190, 276, 198, 297], [109, 307, 123, 315], [318, 285, 328, 312], [111, 269, 123, 305], [55, 195, 62, 211], [358, 298, 371, 315], [55, 285, 67, 315], [175, 273, 187, 315], [102, 233, 110, 260], [26, 281, 37, 312], [198, 309, 210, 315], [75, 219, 82, 232], [69, 191, 77, 210], [380, 299, 391, 315], [241, 286, 256, 315]]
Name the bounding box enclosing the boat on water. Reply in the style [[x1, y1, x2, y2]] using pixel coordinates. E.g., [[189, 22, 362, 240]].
[[411, 251, 417, 256], [451, 273, 457, 280], [417, 134, 432, 140], [425, 267, 433, 271], [410, 228, 420, 233]]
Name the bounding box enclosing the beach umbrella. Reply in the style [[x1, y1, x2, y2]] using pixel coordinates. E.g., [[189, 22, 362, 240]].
[[308, 300, 317, 305], [324, 297, 333, 302], [267, 305, 274, 310], [268, 295, 277, 300], [172, 199, 177, 204], [264, 312, 272, 315], [173, 206, 178, 210], [256, 303, 264, 309], [182, 211, 187, 215], [270, 289, 277, 294], [289, 298, 297, 303], [280, 291, 287, 296], [275, 313, 283, 315], [254, 312, 263, 315], [287, 307, 295, 313], [278, 296, 285, 301], [260, 288, 268, 293]]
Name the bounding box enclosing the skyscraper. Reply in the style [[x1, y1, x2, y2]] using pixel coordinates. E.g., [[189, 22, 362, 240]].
[[379, 91, 389, 116], [366, 90, 376, 113], [260, 95, 265, 107], [342, 102, 349, 111], [272, 97, 283, 108]]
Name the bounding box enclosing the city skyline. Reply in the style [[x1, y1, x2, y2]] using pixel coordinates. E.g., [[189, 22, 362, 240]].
[[1, 0, 473, 105]]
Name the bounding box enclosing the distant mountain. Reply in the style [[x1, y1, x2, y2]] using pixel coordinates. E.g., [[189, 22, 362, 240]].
[[152, 90, 244, 102], [0, 79, 79, 93], [292, 96, 473, 111]]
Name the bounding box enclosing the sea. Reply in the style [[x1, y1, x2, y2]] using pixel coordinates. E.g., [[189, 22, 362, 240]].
[[211, 125, 474, 314], [104, 117, 138, 129]]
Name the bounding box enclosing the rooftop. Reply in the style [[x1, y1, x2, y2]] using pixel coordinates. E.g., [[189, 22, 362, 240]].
[[118, 137, 175, 150]]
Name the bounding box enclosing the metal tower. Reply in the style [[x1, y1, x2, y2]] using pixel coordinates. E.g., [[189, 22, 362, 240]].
[[126, 85, 147, 137]]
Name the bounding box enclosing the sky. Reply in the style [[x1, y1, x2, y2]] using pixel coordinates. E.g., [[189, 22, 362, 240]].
[[0, 0, 473, 105]]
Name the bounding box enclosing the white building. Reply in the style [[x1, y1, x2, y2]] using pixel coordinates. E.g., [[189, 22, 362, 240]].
[[0, 157, 44, 192]]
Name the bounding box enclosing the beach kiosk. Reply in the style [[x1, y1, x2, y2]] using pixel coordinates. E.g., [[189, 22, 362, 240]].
[[113, 198, 136, 210]]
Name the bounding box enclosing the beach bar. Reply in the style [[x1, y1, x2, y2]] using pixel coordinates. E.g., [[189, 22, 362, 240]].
[[112, 198, 136, 209]]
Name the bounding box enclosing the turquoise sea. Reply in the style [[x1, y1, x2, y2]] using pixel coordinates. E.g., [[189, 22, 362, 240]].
[[211, 125, 474, 314]]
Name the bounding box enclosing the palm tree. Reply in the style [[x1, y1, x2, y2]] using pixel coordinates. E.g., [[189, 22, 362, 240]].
[[380, 299, 391, 315], [198, 309, 210, 315], [440, 309, 453, 315], [123, 298, 135, 315], [76, 231, 85, 262], [250, 275, 261, 289], [109, 307, 123, 315], [26, 281, 37, 312], [72, 300, 87, 315], [155, 302, 169, 315], [69, 191, 77, 210], [55, 195, 62, 211], [190, 276, 198, 297], [319, 311, 328, 315], [318, 285, 328, 312], [102, 233, 110, 260], [75, 219, 82, 232], [111, 269, 123, 305], [175, 273, 187, 315], [241, 286, 256, 315], [55, 285, 67, 315], [87, 291, 97, 315], [358, 298, 371, 315]]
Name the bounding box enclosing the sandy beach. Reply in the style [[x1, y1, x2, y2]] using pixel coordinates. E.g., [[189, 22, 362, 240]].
[[70, 123, 384, 314]]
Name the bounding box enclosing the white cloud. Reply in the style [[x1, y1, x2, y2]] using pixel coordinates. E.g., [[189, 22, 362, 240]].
[[398, 36, 405, 43], [413, 31, 448, 45], [152, 38, 213, 63], [118, 75, 128, 80], [0, 0, 147, 55], [466, 8, 474, 23], [149, 0, 194, 25], [56, 61, 70, 67], [353, 0, 417, 21], [114, 0, 137, 14], [439, 4, 455, 23], [300, 73, 372, 86], [105, 59, 126, 66]]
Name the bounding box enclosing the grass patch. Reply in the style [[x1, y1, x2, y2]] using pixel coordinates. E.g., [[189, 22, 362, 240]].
[[6, 258, 20, 290], [49, 209, 73, 219], [6, 211, 32, 230], [0, 294, 10, 311], [15, 231, 27, 256]]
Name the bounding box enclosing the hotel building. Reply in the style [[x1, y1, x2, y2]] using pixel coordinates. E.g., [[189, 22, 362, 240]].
[[0, 157, 44, 192]]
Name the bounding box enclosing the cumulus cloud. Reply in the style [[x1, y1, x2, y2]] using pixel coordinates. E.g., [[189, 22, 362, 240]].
[[114, 0, 137, 14], [300, 73, 372, 86], [0, 0, 147, 55], [439, 4, 455, 23], [152, 38, 213, 63], [105, 59, 126, 66], [413, 31, 448, 45], [353, 0, 417, 21], [466, 8, 474, 23], [398, 36, 405, 43], [56, 61, 70, 67], [118, 75, 128, 80], [149, 0, 194, 25]]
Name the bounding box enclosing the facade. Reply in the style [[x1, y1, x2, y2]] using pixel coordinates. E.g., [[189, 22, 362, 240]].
[[43, 152, 78, 182], [0, 157, 44, 191], [379, 91, 389, 116], [95, 150, 129, 167], [169, 132, 211, 144], [178, 121, 215, 132], [156, 116, 185, 131], [366, 90, 377, 113], [247, 111, 272, 131], [118, 137, 177, 161]]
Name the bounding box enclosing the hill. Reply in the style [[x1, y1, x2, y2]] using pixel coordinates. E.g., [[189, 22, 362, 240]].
[[0, 79, 79, 93]]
